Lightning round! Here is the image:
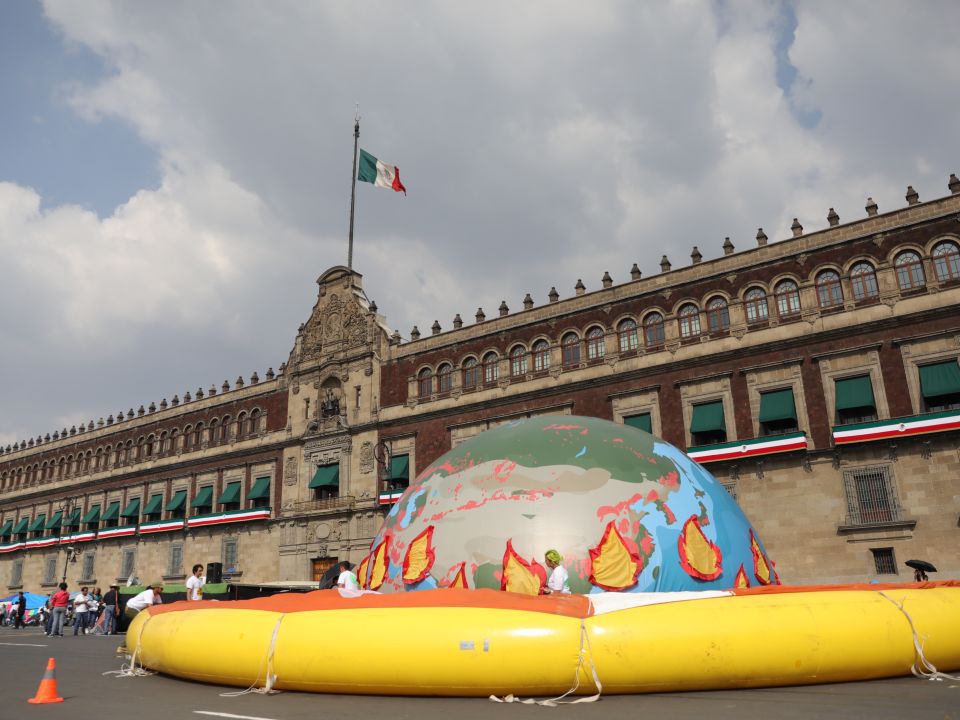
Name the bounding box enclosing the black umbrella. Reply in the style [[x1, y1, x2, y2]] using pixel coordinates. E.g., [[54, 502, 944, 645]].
[[317, 563, 344, 590], [905, 559, 936, 581]]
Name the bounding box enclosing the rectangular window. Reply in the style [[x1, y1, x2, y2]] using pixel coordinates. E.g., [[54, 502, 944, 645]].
[[871, 547, 897, 575], [690, 401, 727, 446], [190, 486, 214, 515], [834, 375, 877, 425], [120, 548, 136, 581], [919, 360, 960, 412], [843, 465, 901, 526], [389, 454, 410, 492], [166, 489, 187, 519], [623, 413, 652, 434], [309, 464, 340, 500], [44, 556, 57, 584], [142, 494, 164, 521], [222, 538, 239, 573], [168, 544, 183, 576], [759, 388, 798, 435], [10, 559, 23, 587], [218, 481, 242, 511], [81, 553, 95, 582], [248, 477, 271, 508]]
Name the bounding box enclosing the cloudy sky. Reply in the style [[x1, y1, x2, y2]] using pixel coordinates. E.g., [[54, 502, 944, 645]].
[[1, 1, 958, 446]]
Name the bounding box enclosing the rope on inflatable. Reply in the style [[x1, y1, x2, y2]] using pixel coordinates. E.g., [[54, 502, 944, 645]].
[[219, 612, 286, 697], [490, 619, 603, 706], [877, 591, 960, 682], [104, 613, 156, 679]]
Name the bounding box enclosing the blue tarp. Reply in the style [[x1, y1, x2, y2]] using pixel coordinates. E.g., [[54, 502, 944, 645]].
[[0, 592, 47, 610]]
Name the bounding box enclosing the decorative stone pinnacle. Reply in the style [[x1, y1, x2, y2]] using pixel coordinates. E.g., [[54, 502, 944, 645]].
[[369, 300, 378, 313], [791, 218, 803, 237], [184, 391, 192, 402], [575, 279, 586, 296], [722, 237, 734, 256], [660, 255, 671, 272], [691, 247, 702, 264], [265, 368, 275, 380], [602, 271, 613, 288], [250, 372, 259, 384], [148, 402, 156, 413], [523, 293, 534, 310], [949, 173, 960, 194], [548, 287, 559, 303], [475, 308, 486, 323], [865, 197, 878, 216], [431, 320, 441, 335], [453, 313, 463, 329], [499, 301, 509, 317], [171, 396, 180, 406], [410, 325, 421, 341], [235, 376, 244, 388], [905, 185, 919, 205], [630, 263, 641, 280], [827, 208, 839, 227], [756, 228, 768, 246]]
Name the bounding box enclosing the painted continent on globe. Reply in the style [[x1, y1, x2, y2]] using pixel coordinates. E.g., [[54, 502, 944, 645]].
[[358, 415, 779, 594]]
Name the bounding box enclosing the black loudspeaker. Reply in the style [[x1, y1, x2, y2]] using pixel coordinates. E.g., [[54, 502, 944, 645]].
[[206, 562, 223, 584]]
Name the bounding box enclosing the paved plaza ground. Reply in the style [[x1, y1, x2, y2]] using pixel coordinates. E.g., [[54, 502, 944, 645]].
[[0, 624, 956, 720]]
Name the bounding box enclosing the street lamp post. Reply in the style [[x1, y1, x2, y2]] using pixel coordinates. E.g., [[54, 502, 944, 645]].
[[58, 498, 79, 585], [61, 546, 77, 585]]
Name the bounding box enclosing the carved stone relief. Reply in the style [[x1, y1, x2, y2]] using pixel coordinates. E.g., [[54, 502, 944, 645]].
[[284, 457, 298, 486], [359, 441, 374, 474]]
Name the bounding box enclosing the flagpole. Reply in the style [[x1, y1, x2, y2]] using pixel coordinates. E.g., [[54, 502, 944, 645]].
[[347, 108, 360, 270]]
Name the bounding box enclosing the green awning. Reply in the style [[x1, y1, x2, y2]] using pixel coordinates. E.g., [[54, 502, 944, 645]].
[[81, 504, 101, 523], [12, 517, 30, 534], [390, 455, 410, 482], [191, 486, 214, 509], [218, 481, 241, 505], [45, 511, 64, 531], [101, 501, 120, 521], [0, 519, 13, 536], [690, 402, 725, 433], [248, 477, 271, 500], [120, 497, 141, 519], [166, 490, 187, 512], [28, 514, 46, 533], [624, 413, 652, 433], [835, 376, 875, 410], [759, 389, 797, 423], [65, 508, 82, 526], [142, 494, 163, 515], [919, 360, 960, 399], [309, 464, 339, 488]]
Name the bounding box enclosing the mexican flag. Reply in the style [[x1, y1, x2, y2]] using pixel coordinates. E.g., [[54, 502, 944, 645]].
[[357, 149, 407, 194]]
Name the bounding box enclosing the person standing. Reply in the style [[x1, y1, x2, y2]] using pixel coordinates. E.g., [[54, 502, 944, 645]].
[[543, 550, 571, 594], [186, 564, 205, 601], [124, 582, 163, 625], [101, 584, 120, 635], [73, 587, 91, 635], [14, 591, 26, 629], [50, 583, 69, 636], [336, 561, 359, 591]]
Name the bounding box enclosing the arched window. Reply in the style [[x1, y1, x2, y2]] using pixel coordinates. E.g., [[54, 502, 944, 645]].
[[932, 241, 960, 282], [170, 428, 180, 452], [678, 304, 701, 339], [236, 412, 248, 439], [136, 438, 145, 461], [483, 352, 500, 383], [744, 288, 768, 323], [816, 270, 843, 308], [850, 262, 878, 300], [895, 251, 925, 291], [462, 357, 480, 390], [437, 363, 453, 393], [417, 368, 433, 399], [249, 409, 262, 435], [510, 346, 528, 377], [706, 297, 730, 332], [586, 327, 605, 360], [775, 280, 801, 318], [532, 340, 550, 372], [193, 423, 204, 449], [617, 319, 639, 352], [210, 419, 221, 445], [644, 312, 665, 347], [561, 332, 581, 368]]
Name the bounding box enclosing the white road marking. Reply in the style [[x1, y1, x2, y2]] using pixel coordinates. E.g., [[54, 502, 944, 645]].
[[0, 642, 47, 647], [193, 712, 281, 720]]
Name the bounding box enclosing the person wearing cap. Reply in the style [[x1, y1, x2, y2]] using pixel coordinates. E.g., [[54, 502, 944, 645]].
[[124, 582, 163, 624], [102, 584, 120, 635], [543, 549, 570, 594]]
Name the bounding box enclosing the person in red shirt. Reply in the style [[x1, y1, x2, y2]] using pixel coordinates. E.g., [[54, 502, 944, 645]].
[[49, 582, 69, 637]]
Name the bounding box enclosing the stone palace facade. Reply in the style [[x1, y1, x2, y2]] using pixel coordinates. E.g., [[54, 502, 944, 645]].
[[2, 177, 959, 592]]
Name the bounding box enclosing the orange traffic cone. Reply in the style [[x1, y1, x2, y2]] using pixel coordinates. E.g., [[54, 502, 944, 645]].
[[27, 657, 64, 704]]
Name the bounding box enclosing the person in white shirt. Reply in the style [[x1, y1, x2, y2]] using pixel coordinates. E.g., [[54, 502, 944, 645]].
[[72, 587, 91, 635], [186, 564, 205, 601], [124, 582, 163, 625], [337, 561, 360, 591], [543, 550, 571, 594]]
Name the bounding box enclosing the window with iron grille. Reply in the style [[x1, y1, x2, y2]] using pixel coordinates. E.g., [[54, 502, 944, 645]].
[[870, 547, 897, 575], [222, 538, 239, 573], [81, 553, 95, 582], [44, 556, 57, 584], [842, 465, 902, 525], [168, 543, 183, 576], [120, 548, 136, 580], [10, 559, 23, 587]]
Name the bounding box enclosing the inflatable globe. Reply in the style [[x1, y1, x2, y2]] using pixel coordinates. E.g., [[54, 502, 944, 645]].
[[359, 415, 779, 594]]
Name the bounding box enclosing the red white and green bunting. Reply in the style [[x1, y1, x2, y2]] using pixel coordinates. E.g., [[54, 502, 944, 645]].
[[688, 432, 808, 464], [833, 409, 960, 445], [96, 525, 137, 540], [186, 508, 271, 529], [139, 519, 185, 535], [358, 149, 407, 194], [379, 489, 405, 505]]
